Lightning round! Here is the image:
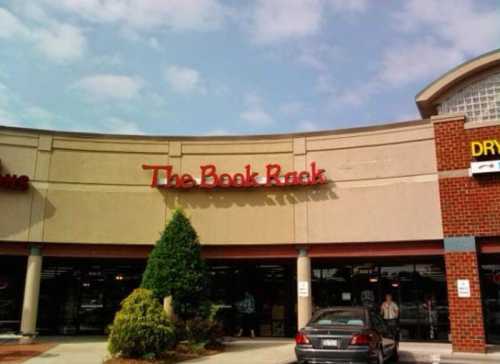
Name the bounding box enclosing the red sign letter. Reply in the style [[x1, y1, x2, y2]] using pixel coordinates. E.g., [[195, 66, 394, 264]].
[[200, 165, 218, 188]]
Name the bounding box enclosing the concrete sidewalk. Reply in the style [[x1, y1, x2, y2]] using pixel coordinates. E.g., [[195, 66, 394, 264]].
[[183, 339, 500, 364], [4, 335, 500, 364], [398, 342, 500, 363], [22, 336, 108, 364], [185, 338, 295, 364]]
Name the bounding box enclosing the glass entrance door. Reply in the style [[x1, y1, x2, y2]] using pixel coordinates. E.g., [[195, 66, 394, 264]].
[[208, 260, 296, 337]]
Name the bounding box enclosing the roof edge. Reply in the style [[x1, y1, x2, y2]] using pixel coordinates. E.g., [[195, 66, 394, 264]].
[[0, 118, 430, 142], [416, 48, 500, 118]]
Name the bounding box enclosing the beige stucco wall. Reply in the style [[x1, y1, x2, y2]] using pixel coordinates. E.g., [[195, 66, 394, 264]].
[[0, 121, 443, 246]]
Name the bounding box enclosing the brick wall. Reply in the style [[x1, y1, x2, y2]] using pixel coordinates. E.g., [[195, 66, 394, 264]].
[[440, 176, 500, 236], [434, 120, 469, 171], [445, 252, 486, 352], [433, 116, 499, 352], [435, 118, 500, 237]]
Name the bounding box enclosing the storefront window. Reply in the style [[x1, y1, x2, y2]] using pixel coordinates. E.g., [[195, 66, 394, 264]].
[[312, 259, 449, 342], [38, 258, 145, 334], [481, 255, 500, 344], [208, 261, 296, 337], [0, 256, 26, 333]]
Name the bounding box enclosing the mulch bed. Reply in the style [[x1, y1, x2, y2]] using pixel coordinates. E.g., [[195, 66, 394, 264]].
[[104, 344, 223, 364], [0, 342, 57, 364]]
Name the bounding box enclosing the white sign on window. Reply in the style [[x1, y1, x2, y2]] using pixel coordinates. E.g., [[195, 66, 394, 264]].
[[457, 279, 471, 298], [298, 281, 309, 297], [342, 292, 351, 301]]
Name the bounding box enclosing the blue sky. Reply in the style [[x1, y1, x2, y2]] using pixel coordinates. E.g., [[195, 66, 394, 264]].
[[0, 0, 499, 136]]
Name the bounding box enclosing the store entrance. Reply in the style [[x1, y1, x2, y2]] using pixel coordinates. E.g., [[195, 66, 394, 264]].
[[480, 254, 500, 344], [38, 258, 145, 334], [208, 260, 297, 337], [312, 258, 450, 342]]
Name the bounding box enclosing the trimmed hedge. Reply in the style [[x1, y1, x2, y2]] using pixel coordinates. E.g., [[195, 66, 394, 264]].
[[108, 288, 175, 359]]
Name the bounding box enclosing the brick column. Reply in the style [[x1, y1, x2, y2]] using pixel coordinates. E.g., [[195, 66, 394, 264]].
[[444, 237, 486, 353]]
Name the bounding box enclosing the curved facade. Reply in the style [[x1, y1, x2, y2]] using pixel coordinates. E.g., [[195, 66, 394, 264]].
[[0, 120, 441, 246], [2, 49, 500, 352]]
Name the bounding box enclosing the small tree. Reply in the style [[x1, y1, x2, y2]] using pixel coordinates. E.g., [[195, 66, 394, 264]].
[[141, 209, 209, 320], [108, 288, 175, 359]]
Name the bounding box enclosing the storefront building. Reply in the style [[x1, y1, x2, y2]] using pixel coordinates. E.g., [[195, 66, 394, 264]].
[[1, 49, 500, 352]]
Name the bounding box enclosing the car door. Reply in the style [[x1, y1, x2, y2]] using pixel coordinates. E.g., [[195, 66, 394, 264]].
[[370, 312, 395, 358]]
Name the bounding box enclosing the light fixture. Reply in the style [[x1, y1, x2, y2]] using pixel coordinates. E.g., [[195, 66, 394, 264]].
[[368, 271, 379, 283], [115, 274, 124, 281]]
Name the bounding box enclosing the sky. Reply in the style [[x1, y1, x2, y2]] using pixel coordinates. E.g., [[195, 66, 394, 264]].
[[0, 0, 499, 136]]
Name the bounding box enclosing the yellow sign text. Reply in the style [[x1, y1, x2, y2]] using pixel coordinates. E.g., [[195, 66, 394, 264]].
[[471, 139, 500, 157]]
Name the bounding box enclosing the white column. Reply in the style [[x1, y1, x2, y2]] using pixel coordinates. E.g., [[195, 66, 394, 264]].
[[20, 246, 43, 343], [297, 247, 312, 330]]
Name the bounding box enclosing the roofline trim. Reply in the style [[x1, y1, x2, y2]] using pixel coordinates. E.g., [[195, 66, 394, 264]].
[[415, 48, 500, 118], [0, 118, 430, 142]]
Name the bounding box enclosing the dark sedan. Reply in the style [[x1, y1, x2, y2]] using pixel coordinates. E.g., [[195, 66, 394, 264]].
[[295, 307, 398, 364]]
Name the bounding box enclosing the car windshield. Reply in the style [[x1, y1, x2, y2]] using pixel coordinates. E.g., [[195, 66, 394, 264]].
[[311, 310, 365, 326]]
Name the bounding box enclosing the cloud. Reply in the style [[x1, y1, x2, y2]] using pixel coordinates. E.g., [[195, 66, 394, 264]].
[[240, 93, 274, 126], [165, 65, 205, 95], [327, 0, 368, 13], [33, 23, 87, 63], [0, 81, 59, 129], [251, 0, 323, 43], [249, 0, 369, 44], [378, 39, 464, 87], [0, 7, 87, 63], [395, 0, 500, 55], [279, 101, 305, 116], [297, 120, 320, 131], [378, 0, 500, 87], [105, 117, 144, 134], [0, 8, 30, 39], [330, 0, 500, 107], [40, 0, 228, 31], [73, 74, 144, 100]]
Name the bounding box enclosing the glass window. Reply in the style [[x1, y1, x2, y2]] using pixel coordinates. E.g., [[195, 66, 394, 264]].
[[481, 256, 500, 344], [0, 256, 26, 333], [312, 259, 449, 342], [438, 71, 500, 123], [312, 309, 365, 326]]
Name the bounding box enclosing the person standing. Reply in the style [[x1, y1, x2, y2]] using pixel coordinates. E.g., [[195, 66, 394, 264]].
[[380, 293, 399, 337], [235, 291, 256, 338]]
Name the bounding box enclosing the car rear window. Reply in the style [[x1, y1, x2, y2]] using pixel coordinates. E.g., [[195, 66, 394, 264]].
[[311, 310, 365, 326]]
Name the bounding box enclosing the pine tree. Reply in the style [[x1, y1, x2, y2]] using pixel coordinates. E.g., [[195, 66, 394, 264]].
[[141, 209, 208, 320]]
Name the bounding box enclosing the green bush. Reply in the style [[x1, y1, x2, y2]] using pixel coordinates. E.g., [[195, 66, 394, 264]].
[[175, 304, 224, 345], [108, 288, 176, 359], [141, 209, 209, 320]]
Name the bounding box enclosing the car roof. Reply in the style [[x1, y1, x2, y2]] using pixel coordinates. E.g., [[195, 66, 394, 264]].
[[314, 306, 367, 314]]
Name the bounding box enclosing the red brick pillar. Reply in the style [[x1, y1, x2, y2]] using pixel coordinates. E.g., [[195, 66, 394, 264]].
[[444, 237, 486, 353]]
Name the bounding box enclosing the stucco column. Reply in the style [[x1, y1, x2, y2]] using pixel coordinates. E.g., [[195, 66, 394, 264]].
[[297, 247, 312, 330], [20, 245, 43, 344]]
